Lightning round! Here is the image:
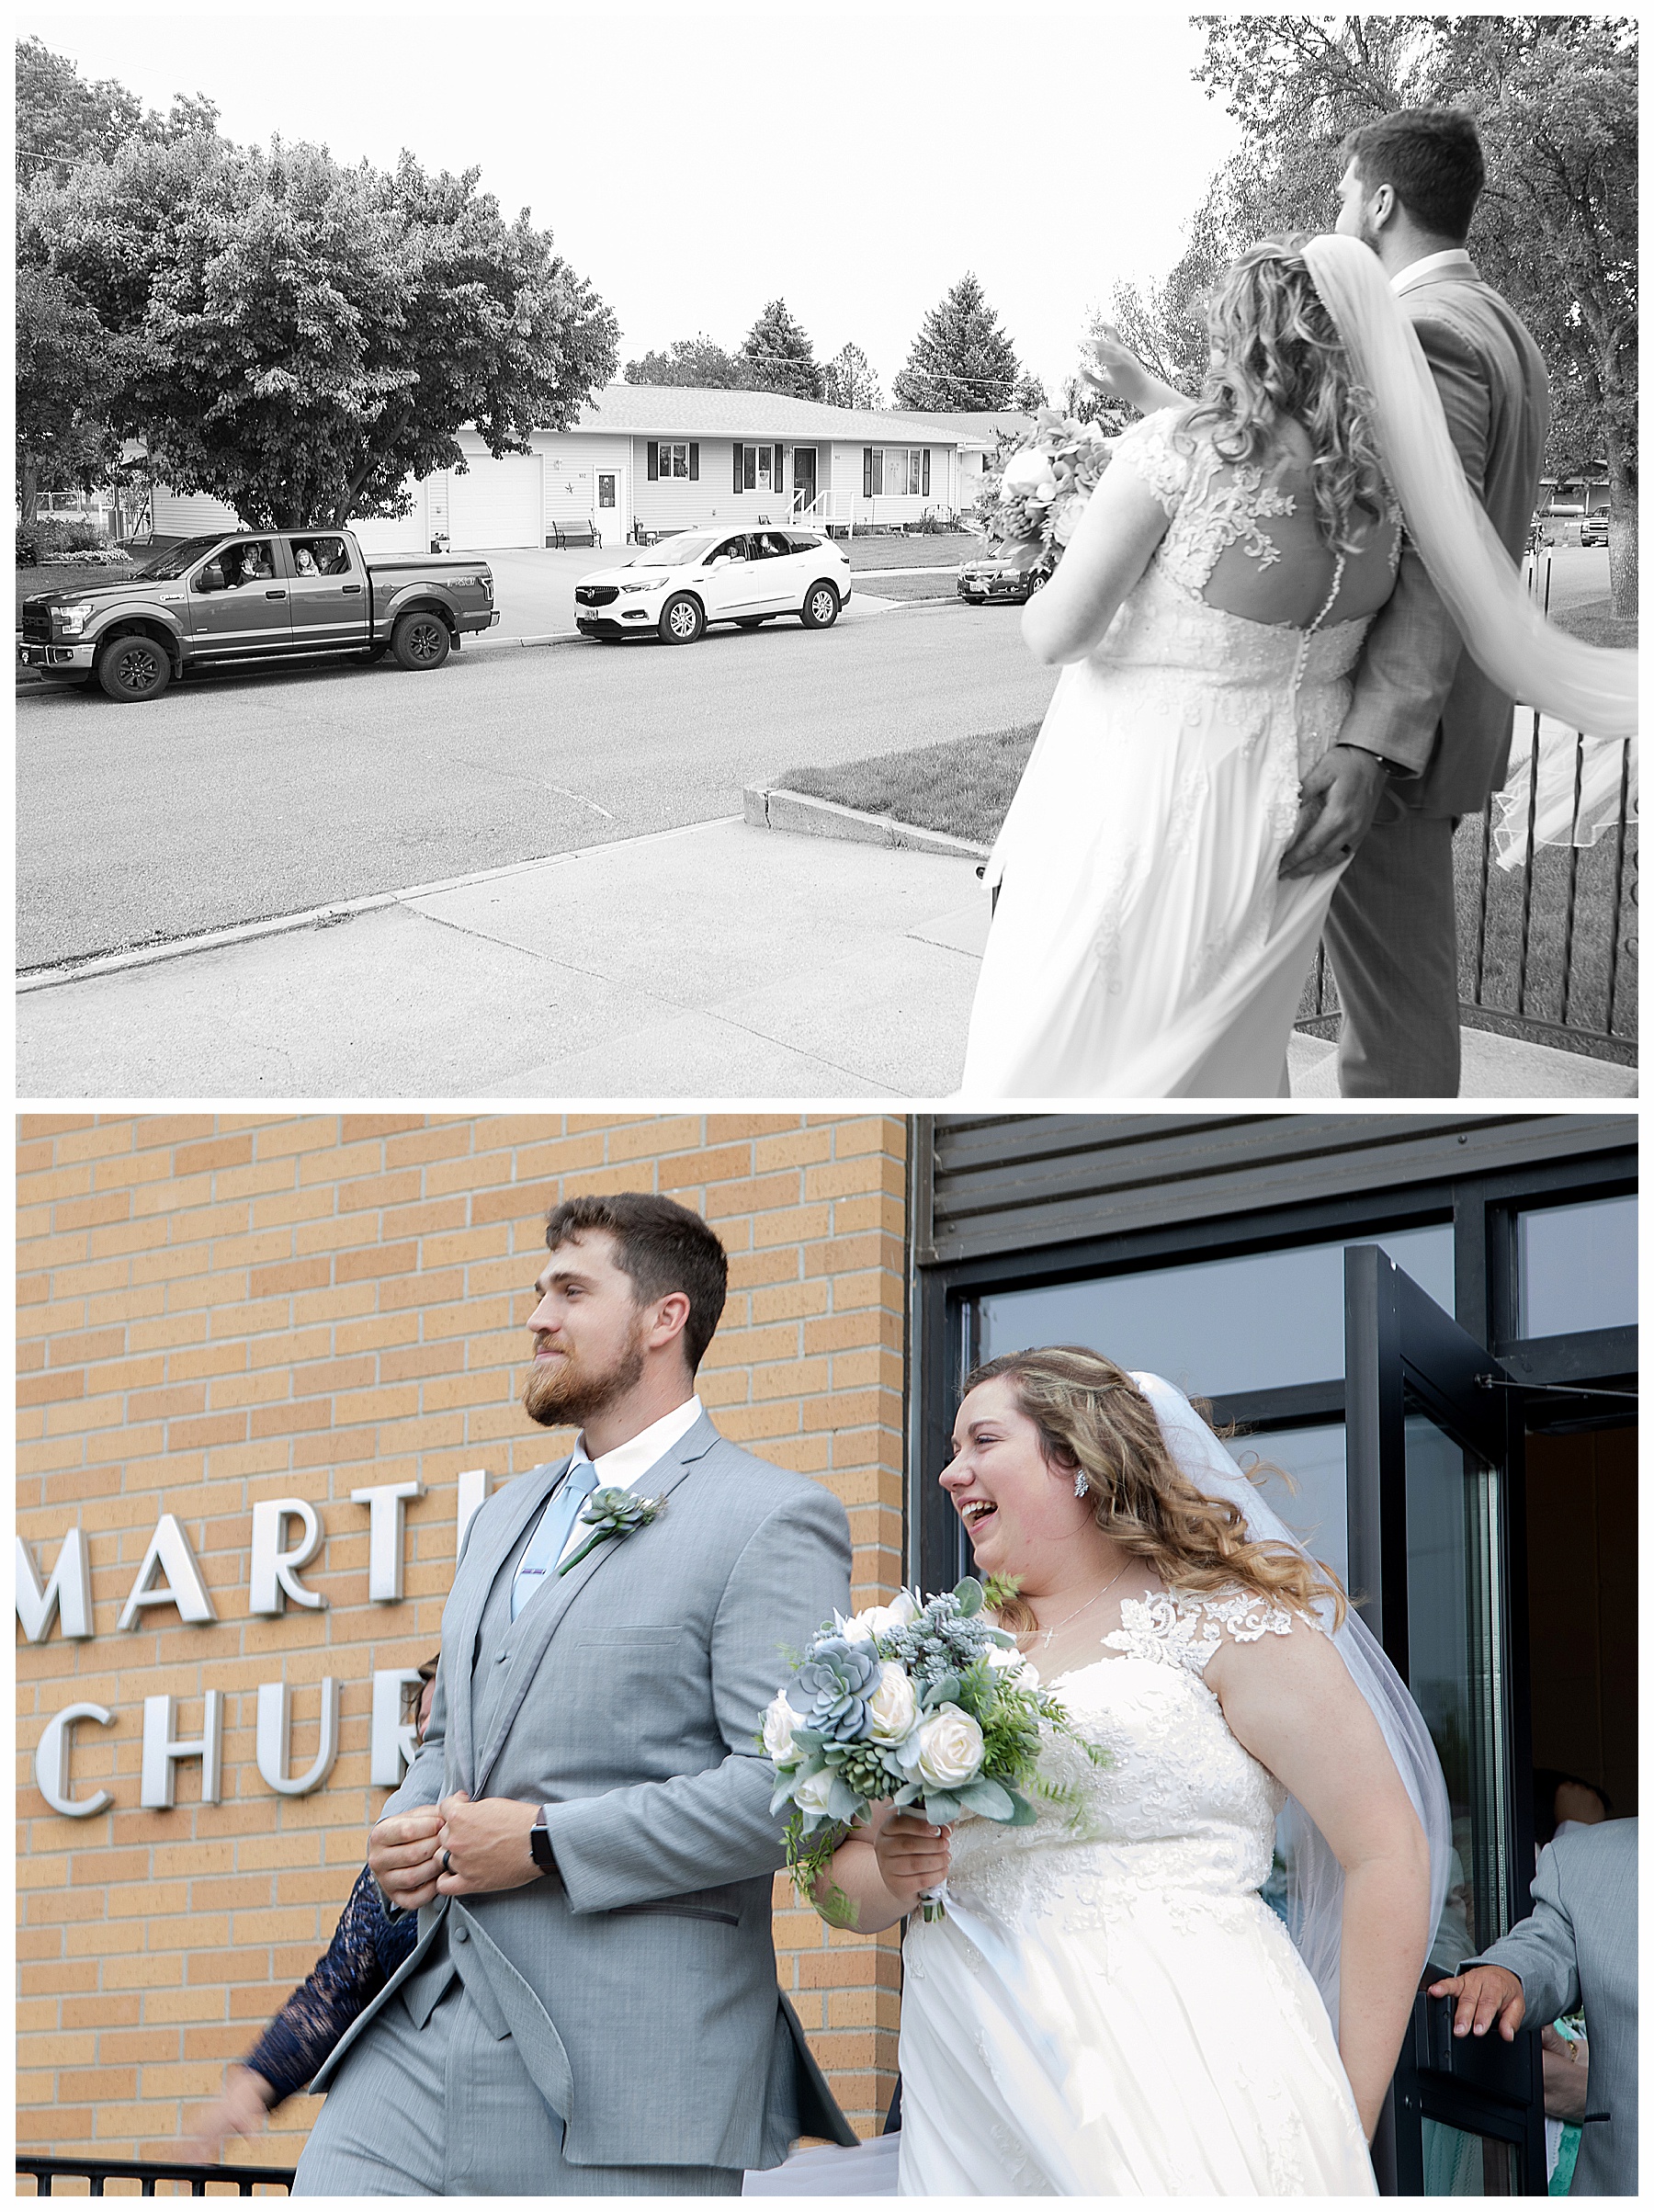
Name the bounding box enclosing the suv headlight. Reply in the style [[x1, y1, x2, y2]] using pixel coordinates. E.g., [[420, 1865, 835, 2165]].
[[617, 578, 662, 595], [54, 599, 96, 637]]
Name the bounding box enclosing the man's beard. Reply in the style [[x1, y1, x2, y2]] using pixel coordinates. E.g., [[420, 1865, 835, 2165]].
[[520, 1322, 647, 1429]]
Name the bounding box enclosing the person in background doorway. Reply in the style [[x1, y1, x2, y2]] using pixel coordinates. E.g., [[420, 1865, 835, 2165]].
[[181, 1659, 441, 2164], [1428, 1816, 1637, 2196], [1534, 1766, 1611, 1848]]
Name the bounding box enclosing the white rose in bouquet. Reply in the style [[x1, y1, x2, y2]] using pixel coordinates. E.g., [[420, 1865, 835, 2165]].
[[1000, 448, 1059, 504], [914, 1703, 986, 1792], [1051, 493, 1089, 546], [983, 1640, 1039, 1687], [792, 1767, 837, 1819], [864, 1662, 920, 1746], [842, 1590, 921, 1645], [762, 1690, 801, 1766]]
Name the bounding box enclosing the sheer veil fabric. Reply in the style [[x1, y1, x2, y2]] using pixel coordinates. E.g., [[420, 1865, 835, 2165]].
[[1133, 1374, 1451, 2033], [1301, 233, 1637, 739]]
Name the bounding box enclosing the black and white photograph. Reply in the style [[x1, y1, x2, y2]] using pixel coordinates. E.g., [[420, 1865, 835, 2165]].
[[13, 5, 1641, 2204]]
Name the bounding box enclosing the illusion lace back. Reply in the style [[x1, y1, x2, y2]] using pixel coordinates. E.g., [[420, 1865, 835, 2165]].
[[959, 408, 1400, 1100], [896, 1591, 1376, 2196]]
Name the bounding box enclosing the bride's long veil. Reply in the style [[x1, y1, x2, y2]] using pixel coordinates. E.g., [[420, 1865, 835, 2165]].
[[1301, 233, 1637, 739], [1134, 1373, 1451, 2033]]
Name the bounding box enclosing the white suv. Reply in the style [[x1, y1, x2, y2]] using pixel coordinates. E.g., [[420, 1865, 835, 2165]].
[[574, 527, 853, 645]]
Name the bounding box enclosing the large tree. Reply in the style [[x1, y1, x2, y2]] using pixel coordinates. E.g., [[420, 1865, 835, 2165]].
[[821, 341, 883, 410], [738, 299, 823, 400], [623, 333, 748, 388], [27, 130, 619, 529], [892, 274, 1024, 410], [16, 34, 217, 186], [1125, 16, 1637, 611]]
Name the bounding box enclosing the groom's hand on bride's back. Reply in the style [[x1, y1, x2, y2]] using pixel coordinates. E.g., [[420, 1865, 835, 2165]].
[[369, 1806, 447, 1911], [1279, 745, 1389, 879], [872, 1809, 952, 1914]]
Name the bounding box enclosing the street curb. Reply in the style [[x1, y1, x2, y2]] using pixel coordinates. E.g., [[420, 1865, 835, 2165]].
[[743, 784, 991, 862]]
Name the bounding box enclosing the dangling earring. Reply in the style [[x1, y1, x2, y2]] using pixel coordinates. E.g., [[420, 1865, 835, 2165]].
[[1073, 1469, 1089, 1498]]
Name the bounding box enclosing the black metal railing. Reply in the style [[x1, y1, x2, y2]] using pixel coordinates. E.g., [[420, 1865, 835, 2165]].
[[17, 2156, 295, 2197], [1298, 555, 1637, 1065]]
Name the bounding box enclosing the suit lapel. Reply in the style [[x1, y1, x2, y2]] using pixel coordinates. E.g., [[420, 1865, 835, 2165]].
[[446, 1457, 567, 1791], [471, 1412, 721, 1796]]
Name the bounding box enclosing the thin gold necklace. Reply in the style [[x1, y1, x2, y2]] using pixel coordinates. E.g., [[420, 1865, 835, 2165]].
[[1025, 1559, 1131, 1650]]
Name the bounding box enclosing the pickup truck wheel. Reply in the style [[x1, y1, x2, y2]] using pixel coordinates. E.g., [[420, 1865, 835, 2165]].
[[392, 610, 451, 671], [96, 633, 171, 702], [659, 593, 705, 645], [799, 582, 841, 630]]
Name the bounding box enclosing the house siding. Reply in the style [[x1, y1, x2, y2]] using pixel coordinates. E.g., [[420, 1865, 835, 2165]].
[[532, 430, 632, 546]]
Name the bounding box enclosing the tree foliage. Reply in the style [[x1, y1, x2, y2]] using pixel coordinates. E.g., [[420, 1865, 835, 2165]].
[[821, 342, 884, 410], [738, 299, 823, 401], [16, 33, 218, 186], [892, 274, 1025, 410], [624, 333, 748, 388], [24, 128, 619, 529], [1125, 16, 1637, 607]]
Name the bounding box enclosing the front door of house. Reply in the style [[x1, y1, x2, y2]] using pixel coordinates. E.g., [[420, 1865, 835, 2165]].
[[1343, 1246, 1546, 2195], [593, 469, 626, 550], [791, 446, 818, 517]]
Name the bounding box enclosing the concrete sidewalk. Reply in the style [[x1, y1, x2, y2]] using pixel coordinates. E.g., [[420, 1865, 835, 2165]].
[[17, 819, 1635, 1100]]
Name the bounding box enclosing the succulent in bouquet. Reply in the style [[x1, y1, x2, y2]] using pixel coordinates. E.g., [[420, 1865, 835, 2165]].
[[762, 1576, 1107, 1925]]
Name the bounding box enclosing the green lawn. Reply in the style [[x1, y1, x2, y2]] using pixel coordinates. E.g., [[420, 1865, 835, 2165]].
[[776, 722, 1037, 848], [841, 531, 979, 573], [1552, 596, 1637, 651]]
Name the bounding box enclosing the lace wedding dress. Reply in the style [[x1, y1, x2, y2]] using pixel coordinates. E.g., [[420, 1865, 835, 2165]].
[[959, 410, 1400, 1098], [896, 1590, 1376, 2196]]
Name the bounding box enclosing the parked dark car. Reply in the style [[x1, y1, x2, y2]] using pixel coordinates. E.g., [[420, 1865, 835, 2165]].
[[957, 546, 1054, 606], [17, 527, 497, 701]]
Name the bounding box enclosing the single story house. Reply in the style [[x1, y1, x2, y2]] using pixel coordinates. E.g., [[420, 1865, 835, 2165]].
[[141, 390, 1034, 553]]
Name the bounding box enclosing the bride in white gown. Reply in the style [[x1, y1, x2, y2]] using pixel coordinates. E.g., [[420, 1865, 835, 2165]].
[[821, 1347, 1450, 2196], [959, 234, 1637, 1099]]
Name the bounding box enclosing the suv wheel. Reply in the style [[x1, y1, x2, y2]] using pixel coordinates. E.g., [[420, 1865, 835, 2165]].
[[96, 632, 171, 702], [392, 609, 451, 670], [659, 593, 705, 645], [799, 581, 840, 630]]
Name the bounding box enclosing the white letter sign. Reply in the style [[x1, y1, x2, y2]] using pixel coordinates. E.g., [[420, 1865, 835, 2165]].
[[118, 1515, 217, 1630], [16, 1528, 95, 1641], [370, 1669, 425, 1787], [141, 1692, 223, 1808], [350, 1481, 425, 1604], [255, 1678, 341, 1796], [35, 1703, 115, 1818], [249, 1498, 326, 1616]]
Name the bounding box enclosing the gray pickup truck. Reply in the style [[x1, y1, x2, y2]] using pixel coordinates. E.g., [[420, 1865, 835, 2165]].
[[17, 526, 498, 701]]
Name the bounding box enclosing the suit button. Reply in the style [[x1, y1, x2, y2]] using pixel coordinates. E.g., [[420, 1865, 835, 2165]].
[[453, 1925, 469, 1944], [496, 1650, 509, 1663]]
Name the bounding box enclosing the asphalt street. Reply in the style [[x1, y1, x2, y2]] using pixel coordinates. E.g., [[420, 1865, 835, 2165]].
[[17, 597, 1057, 969]]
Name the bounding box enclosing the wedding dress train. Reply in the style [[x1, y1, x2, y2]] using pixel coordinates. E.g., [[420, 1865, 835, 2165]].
[[896, 1590, 1376, 2195], [959, 410, 1397, 1099]]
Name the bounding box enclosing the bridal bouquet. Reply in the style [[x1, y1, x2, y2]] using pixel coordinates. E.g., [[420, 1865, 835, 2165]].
[[967, 409, 1122, 572], [763, 1576, 1105, 1923]]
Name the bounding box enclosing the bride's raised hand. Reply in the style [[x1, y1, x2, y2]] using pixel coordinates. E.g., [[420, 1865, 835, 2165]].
[[872, 1808, 951, 1913], [1081, 326, 1187, 417]]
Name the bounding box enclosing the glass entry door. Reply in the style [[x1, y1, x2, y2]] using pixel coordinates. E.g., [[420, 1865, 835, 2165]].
[[1343, 1245, 1546, 2195]]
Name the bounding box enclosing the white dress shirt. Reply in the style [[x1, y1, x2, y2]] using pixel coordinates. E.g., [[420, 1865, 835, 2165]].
[[1391, 246, 1478, 295], [551, 1393, 704, 1565]]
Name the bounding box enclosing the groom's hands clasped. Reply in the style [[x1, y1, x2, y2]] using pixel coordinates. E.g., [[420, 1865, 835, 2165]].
[[369, 1791, 545, 1911], [1279, 744, 1388, 879]]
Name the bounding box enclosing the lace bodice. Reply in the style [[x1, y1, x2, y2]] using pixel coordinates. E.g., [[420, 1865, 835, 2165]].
[[940, 1589, 1324, 1931], [1113, 405, 1400, 626]]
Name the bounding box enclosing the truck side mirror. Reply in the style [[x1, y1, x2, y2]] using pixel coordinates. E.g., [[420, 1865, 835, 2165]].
[[195, 561, 225, 595]]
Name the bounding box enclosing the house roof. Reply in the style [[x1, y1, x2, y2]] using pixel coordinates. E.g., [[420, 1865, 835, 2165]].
[[879, 408, 1036, 447], [571, 383, 1006, 446]]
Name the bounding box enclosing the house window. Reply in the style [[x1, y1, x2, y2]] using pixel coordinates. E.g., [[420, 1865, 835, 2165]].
[[645, 441, 699, 482], [734, 444, 778, 493], [861, 447, 932, 497]]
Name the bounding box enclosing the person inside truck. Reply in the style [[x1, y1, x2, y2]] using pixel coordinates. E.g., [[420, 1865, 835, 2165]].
[[292, 544, 319, 575], [232, 542, 273, 584]]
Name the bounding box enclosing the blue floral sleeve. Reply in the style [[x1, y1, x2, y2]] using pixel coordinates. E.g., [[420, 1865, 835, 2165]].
[[242, 1864, 419, 2104]]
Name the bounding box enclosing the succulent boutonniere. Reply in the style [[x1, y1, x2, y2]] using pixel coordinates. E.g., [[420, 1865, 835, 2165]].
[[558, 1486, 663, 1575]]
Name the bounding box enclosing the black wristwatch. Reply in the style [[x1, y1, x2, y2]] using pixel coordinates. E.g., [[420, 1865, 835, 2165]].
[[529, 1809, 558, 1879]]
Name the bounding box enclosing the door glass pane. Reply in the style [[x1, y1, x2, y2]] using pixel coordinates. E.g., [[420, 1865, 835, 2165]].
[[1518, 1195, 1637, 1336], [1405, 1407, 1506, 1972], [973, 1222, 1454, 1398], [1229, 1423, 1348, 1587], [1421, 2119, 1521, 2195]]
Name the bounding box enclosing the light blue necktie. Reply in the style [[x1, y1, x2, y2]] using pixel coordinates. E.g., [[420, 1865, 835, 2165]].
[[510, 1457, 600, 1621]]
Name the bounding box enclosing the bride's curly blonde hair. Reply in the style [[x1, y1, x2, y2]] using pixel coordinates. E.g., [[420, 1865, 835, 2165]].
[[963, 1344, 1348, 1633], [1178, 235, 1391, 558]]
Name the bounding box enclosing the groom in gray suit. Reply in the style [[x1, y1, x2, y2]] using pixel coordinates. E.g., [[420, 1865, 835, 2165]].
[[293, 1192, 855, 2195], [1280, 108, 1550, 1096]]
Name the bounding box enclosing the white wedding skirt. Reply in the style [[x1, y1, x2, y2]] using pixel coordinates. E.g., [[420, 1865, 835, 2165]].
[[958, 569, 1370, 1099]]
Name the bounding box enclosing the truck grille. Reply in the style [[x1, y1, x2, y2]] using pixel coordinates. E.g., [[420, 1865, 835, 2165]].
[[576, 584, 618, 607], [20, 606, 52, 642]]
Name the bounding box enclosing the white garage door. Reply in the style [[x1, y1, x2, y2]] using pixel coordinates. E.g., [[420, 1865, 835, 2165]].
[[350, 505, 428, 557], [448, 455, 543, 550]]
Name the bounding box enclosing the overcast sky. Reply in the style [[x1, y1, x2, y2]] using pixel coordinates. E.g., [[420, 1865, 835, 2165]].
[[23, 3, 1245, 403]]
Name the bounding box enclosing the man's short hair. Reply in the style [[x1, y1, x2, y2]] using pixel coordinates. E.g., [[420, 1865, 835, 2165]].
[[543, 1192, 728, 1374], [1341, 108, 1485, 244]]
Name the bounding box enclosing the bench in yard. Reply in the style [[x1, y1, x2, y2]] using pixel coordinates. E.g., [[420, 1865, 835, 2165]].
[[547, 519, 599, 549]]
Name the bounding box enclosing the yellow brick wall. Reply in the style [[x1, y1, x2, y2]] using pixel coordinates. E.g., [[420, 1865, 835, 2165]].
[[17, 1113, 908, 2167]]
